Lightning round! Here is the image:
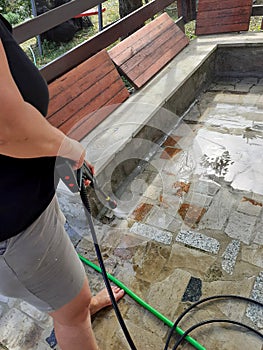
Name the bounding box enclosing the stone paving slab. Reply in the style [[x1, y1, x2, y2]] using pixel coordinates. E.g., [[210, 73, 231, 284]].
[[184, 191, 213, 208], [253, 214, 263, 245], [246, 272, 263, 328], [114, 320, 165, 350], [0, 308, 43, 350], [168, 243, 217, 276], [146, 269, 191, 320], [237, 198, 263, 217], [225, 211, 258, 245], [242, 244, 263, 269], [200, 188, 236, 230], [145, 207, 174, 231], [189, 179, 221, 196], [176, 229, 220, 254], [221, 240, 241, 274], [130, 222, 173, 245]]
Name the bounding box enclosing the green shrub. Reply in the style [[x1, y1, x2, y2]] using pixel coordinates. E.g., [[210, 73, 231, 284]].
[[3, 12, 22, 25], [0, 0, 32, 24]]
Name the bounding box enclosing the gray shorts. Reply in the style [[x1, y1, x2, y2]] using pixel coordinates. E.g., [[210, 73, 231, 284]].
[[0, 196, 86, 312]]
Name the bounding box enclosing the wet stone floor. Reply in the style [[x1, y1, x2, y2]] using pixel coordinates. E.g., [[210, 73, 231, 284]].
[[74, 77, 263, 349], [0, 77, 263, 350]]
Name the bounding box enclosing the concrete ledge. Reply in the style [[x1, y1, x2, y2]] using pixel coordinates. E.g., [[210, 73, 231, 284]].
[[78, 32, 263, 196]]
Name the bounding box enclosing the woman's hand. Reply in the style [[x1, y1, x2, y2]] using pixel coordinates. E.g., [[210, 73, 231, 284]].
[[58, 137, 86, 169], [58, 137, 95, 187]]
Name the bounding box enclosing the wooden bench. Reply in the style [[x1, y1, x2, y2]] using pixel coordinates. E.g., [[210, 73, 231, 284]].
[[196, 0, 253, 35], [108, 12, 189, 89], [47, 49, 130, 141], [47, 13, 190, 142]]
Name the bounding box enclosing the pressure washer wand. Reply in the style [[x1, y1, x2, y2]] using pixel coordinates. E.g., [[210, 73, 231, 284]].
[[79, 162, 117, 210], [79, 181, 137, 350], [56, 159, 117, 210], [56, 159, 137, 350]]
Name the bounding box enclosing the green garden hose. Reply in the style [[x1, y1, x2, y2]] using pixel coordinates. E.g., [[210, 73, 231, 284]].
[[78, 253, 206, 350]]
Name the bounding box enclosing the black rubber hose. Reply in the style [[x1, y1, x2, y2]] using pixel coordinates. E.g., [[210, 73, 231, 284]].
[[172, 319, 263, 350], [165, 295, 263, 350], [80, 181, 137, 350]]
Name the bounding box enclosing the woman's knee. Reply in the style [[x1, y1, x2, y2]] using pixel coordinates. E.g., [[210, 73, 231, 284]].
[[50, 278, 92, 326]]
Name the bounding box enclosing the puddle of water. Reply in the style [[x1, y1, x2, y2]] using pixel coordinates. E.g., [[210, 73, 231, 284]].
[[202, 103, 263, 130], [192, 100, 263, 195]]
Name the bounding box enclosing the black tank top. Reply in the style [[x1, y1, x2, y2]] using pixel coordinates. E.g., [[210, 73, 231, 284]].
[[0, 14, 57, 240]]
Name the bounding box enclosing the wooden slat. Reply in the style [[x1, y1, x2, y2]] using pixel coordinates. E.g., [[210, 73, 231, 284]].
[[109, 14, 172, 66], [118, 24, 182, 74], [122, 26, 183, 81], [48, 52, 113, 117], [196, 0, 253, 35], [47, 50, 129, 141], [58, 78, 125, 133], [13, 0, 105, 43], [68, 89, 129, 140], [198, 0, 251, 11], [109, 13, 189, 89], [134, 34, 189, 88]]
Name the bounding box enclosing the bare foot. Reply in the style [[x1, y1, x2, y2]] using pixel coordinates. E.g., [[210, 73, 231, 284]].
[[90, 286, 125, 315]]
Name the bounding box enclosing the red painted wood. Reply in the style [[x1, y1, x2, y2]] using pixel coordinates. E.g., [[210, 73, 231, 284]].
[[74, 7, 106, 18], [109, 13, 189, 89], [198, 0, 251, 11], [196, 0, 253, 35], [47, 49, 129, 141], [68, 89, 129, 140]]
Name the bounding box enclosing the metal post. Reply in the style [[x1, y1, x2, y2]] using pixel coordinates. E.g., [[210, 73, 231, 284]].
[[177, 0, 197, 23], [98, 3, 103, 31], [30, 0, 43, 56]]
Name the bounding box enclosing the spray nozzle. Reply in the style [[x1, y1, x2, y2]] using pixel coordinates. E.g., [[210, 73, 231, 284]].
[[56, 159, 117, 210], [78, 162, 117, 209]]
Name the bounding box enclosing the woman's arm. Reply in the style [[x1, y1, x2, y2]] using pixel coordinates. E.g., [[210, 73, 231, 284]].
[[0, 40, 85, 167]]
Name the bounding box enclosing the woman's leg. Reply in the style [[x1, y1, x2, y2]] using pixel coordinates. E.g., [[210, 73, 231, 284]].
[[49, 277, 124, 350]]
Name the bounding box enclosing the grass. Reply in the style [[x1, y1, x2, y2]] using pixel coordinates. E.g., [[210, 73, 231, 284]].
[[21, 1, 120, 68], [22, 26, 96, 67], [20, 1, 262, 69], [250, 16, 263, 31]]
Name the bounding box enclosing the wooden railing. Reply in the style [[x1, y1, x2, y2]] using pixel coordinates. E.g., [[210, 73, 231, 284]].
[[12, 0, 263, 83], [13, 0, 177, 83], [13, 0, 106, 43]]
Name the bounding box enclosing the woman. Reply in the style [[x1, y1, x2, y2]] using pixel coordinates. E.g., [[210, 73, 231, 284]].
[[0, 13, 124, 350]]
